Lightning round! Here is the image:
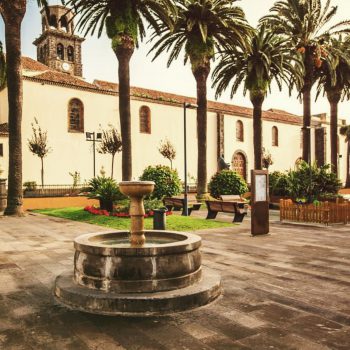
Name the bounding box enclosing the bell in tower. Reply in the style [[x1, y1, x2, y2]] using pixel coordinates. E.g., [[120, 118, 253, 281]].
[[33, 5, 84, 77]]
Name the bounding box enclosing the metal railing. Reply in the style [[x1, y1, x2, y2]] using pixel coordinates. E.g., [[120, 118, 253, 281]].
[[23, 184, 87, 198]]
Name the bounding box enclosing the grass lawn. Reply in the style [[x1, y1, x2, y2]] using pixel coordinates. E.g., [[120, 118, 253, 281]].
[[35, 207, 233, 231]]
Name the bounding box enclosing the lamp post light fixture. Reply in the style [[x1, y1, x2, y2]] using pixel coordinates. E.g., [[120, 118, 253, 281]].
[[183, 102, 198, 216], [86, 131, 102, 177]]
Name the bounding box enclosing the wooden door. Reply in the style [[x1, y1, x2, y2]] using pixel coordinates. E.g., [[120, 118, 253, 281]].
[[232, 152, 246, 180]]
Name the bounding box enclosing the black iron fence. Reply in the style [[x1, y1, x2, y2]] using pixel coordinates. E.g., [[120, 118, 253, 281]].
[[23, 184, 88, 198]]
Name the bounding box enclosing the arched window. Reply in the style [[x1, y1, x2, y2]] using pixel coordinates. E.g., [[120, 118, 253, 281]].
[[236, 120, 244, 142], [67, 46, 74, 62], [39, 47, 44, 61], [139, 106, 151, 134], [68, 99, 84, 132], [57, 43, 64, 60], [49, 14, 57, 28], [272, 126, 279, 146], [60, 16, 69, 32]]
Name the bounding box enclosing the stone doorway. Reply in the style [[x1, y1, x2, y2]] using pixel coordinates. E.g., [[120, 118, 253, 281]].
[[232, 151, 247, 180]]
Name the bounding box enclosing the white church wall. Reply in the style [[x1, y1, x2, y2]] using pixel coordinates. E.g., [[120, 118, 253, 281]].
[[22, 80, 120, 184], [262, 120, 302, 173]]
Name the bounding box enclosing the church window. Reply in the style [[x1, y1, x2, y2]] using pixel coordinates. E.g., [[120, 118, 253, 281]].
[[236, 120, 244, 141], [57, 43, 64, 60], [49, 14, 57, 28], [0, 144, 3, 157], [60, 16, 69, 32], [272, 126, 279, 146], [68, 99, 84, 132], [67, 46, 74, 62], [139, 106, 151, 134], [39, 47, 44, 61]]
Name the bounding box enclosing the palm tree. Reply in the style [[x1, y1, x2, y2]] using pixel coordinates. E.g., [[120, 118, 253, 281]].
[[149, 0, 252, 198], [316, 36, 350, 175], [64, 0, 175, 181], [0, 0, 48, 216], [261, 0, 350, 164], [212, 25, 303, 169], [340, 125, 350, 188]]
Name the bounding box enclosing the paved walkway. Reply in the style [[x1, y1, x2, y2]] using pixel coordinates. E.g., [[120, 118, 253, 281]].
[[0, 213, 349, 349]]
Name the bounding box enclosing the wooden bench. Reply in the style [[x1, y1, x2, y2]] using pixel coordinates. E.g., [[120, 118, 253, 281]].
[[163, 197, 201, 216], [220, 195, 249, 210], [205, 200, 247, 223]]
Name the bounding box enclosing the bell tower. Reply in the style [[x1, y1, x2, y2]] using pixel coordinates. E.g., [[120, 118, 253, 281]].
[[33, 5, 84, 77]]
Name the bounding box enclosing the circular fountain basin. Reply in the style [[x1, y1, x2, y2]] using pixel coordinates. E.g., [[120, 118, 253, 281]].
[[73, 230, 202, 293], [54, 230, 221, 316]]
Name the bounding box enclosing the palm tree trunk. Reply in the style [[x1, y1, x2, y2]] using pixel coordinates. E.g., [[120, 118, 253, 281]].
[[2, 2, 26, 216], [327, 91, 341, 175], [193, 65, 209, 199], [302, 49, 314, 163], [114, 35, 134, 181], [251, 91, 265, 170]]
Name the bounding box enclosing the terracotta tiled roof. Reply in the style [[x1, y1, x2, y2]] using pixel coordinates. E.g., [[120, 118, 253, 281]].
[[30, 70, 96, 89], [0, 123, 9, 136], [20, 57, 303, 125], [94, 79, 303, 125], [22, 57, 49, 72]]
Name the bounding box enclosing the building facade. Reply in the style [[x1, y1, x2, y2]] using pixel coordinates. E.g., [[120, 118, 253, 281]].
[[0, 6, 348, 186]]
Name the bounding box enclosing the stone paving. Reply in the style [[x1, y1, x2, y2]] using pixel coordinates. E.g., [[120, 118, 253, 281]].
[[0, 212, 349, 349]]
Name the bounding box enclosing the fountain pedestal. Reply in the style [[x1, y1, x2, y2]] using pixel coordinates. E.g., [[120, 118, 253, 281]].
[[54, 181, 221, 316]]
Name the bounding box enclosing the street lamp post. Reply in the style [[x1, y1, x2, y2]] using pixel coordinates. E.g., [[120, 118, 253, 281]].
[[183, 102, 198, 216], [86, 132, 102, 177]]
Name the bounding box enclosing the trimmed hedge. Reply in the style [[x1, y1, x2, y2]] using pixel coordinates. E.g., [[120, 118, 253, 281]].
[[140, 165, 182, 200], [209, 170, 248, 199]]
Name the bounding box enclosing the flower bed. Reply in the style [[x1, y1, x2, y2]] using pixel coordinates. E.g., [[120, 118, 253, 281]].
[[83, 206, 172, 218]]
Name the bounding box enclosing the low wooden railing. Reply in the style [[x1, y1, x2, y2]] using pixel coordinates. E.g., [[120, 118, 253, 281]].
[[280, 199, 350, 225]]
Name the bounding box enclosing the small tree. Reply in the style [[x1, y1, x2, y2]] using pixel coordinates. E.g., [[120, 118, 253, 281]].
[[158, 139, 176, 169], [97, 126, 122, 178], [69, 171, 81, 191], [28, 118, 51, 188]]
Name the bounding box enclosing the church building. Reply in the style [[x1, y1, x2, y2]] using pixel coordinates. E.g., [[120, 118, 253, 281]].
[[0, 5, 348, 186]]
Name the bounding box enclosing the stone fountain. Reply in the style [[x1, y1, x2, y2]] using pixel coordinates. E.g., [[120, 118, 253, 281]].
[[54, 181, 221, 316]]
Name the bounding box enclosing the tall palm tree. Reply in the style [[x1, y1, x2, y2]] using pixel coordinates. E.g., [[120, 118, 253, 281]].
[[64, 0, 175, 181], [261, 0, 350, 164], [340, 125, 350, 188], [0, 0, 48, 216], [212, 25, 303, 169], [149, 0, 252, 198], [316, 36, 350, 175]]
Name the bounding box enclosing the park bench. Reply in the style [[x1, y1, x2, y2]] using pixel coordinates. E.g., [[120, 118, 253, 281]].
[[220, 195, 249, 210], [205, 200, 247, 223], [163, 197, 201, 216]]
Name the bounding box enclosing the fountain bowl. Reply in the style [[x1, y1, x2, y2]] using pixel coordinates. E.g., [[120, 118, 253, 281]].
[[119, 181, 154, 197], [54, 230, 221, 316]]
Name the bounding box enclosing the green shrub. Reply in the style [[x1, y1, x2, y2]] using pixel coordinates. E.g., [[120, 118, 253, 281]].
[[208, 170, 248, 199], [87, 176, 126, 201], [285, 161, 341, 203], [269, 171, 289, 196], [144, 198, 166, 212], [139, 165, 182, 200], [23, 181, 37, 192]]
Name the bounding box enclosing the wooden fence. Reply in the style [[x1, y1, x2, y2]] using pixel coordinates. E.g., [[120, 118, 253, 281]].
[[280, 199, 350, 225]]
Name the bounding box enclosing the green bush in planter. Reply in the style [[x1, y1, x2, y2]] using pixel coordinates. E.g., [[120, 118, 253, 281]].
[[285, 161, 341, 203], [140, 165, 182, 200], [87, 176, 126, 211], [209, 170, 248, 199], [269, 171, 289, 196]]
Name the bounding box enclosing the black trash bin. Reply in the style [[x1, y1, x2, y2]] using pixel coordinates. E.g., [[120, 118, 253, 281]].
[[153, 208, 167, 230]]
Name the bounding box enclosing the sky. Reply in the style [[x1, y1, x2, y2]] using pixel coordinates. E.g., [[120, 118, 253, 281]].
[[1, 0, 350, 119]]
